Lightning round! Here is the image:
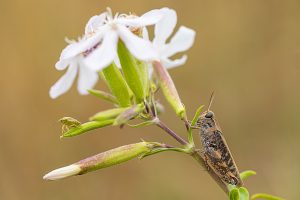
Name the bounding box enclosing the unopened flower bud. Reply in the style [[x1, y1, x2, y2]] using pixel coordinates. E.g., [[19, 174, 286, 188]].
[[153, 61, 186, 119], [43, 142, 164, 180], [113, 104, 145, 125]]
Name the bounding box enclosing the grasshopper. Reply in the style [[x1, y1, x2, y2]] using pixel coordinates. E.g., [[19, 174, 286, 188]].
[[59, 117, 81, 134], [197, 94, 243, 186]]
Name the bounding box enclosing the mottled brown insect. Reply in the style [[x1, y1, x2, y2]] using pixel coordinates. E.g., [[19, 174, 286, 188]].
[[59, 117, 81, 134], [197, 94, 243, 186]]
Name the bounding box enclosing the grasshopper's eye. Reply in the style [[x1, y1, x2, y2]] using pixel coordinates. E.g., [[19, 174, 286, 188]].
[[205, 111, 213, 118]]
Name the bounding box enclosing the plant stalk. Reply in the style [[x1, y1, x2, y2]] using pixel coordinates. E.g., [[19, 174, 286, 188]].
[[156, 120, 188, 145]]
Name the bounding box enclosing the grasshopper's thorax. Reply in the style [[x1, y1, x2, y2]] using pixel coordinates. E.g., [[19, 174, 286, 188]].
[[197, 111, 219, 136]]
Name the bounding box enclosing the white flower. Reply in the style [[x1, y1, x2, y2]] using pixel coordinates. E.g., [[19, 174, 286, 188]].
[[50, 8, 164, 98], [49, 38, 99, 99], [152, 8, 196, 69], [83, 7, 164, 71]]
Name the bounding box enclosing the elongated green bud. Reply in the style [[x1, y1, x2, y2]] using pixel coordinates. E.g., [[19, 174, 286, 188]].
[[153, 61, 186, 119], [113, 104, 145, 125], [43, 142, 163, 180], [61, 120, 114, 138], [101, 63, 133, 107], [90, 107, 128, 121], [118, 41, 148, 102]]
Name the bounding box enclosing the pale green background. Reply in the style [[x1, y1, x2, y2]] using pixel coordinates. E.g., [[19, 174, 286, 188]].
[[0, 0, 299, 199]]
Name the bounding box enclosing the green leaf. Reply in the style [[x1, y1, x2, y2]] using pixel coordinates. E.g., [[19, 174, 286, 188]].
[[230, 188, 240, 200], [240, 170, 256, 181], [118, 41, 148, 103], [61, 119, 114, 138], [90, 107, 128, 121], [187, 105, 204, 145], [191, 105, 205, 126], [88, 89, 118, 104], [251, 193, 285, 200], [101, 63, 133, 107], [239, 187, 250, 200]]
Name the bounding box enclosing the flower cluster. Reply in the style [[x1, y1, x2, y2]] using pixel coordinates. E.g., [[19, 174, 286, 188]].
[[50, 7, 195, 99]]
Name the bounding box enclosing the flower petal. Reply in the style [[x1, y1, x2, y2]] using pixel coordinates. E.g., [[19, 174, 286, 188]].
[[118, 25, 157, 61], [142, 27, 149, 40], [153, 8, 177, 46], [60, 31, 103, 60], [117, 8, 163, 27], [161, 55, 187, 69], [49, 62, 78, 99], [84, 30, 118, 71], [55, 59, 70, 70], [85, 13, 107, 34], [162, 26, 196, 58], [77, 62, 98, 94]]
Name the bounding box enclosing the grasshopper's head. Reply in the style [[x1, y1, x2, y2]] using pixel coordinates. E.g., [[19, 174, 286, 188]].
[[197, 110, 215, 127], [204, 110, 214, 119]]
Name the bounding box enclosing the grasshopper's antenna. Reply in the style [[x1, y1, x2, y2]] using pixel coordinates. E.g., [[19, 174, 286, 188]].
[[207, 91, 215, 112]]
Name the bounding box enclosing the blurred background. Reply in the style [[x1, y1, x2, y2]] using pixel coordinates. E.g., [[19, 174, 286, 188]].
[[0, 0, 299, 199]]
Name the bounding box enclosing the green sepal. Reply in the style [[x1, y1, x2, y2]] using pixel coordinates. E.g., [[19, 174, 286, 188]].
[[88, 89, 118, 104], [113, 103, 145, 126], [90, 107, 128, 121], [251, 193, 285, 200], [101, 63, 132, 107], [240, 170, 256, 181], [117, 41, 148, 103], [61, 119, 114, 138]]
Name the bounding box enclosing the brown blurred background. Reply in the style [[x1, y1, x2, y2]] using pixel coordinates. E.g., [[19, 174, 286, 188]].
[[0, 0, 300, 199]]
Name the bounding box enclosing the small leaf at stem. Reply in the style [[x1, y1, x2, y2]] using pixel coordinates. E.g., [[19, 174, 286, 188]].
[[61, 120, 114, 138], [191, 105, 205, 126], [88, 89, 118, 104], [240, 170, 256, 181]]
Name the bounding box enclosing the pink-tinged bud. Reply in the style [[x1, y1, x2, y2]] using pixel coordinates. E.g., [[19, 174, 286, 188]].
[[153, 61, 186, 119], [113, 104, 145, 125], [43, 142, 164, 180]]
